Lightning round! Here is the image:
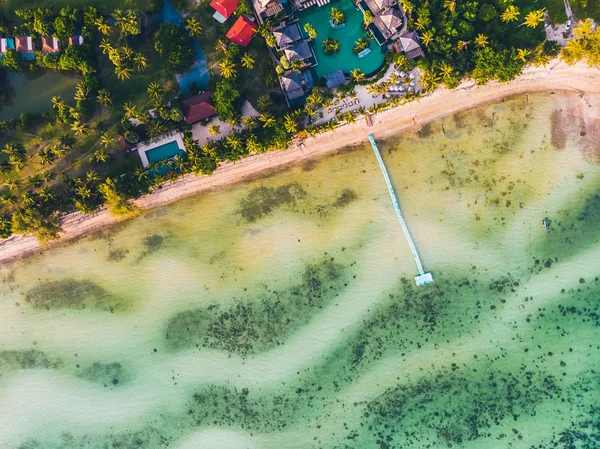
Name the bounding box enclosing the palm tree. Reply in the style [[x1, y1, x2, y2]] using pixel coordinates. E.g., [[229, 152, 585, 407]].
[[40, 187, 54, 201], [93, 148, 110, 164], [245, 134, 263, 153], [414, 18, 427, 30], [303, 23, 318, 39], [96, 89, 113, 107], [51, 95, 67, 110], [0, 194, 15, 205], [241, 54, 255, 69], [501, 5, 520, 23], [350, 68, 365, 82], [226, 133, 243, 151], [330, 7, 345, 25], [306, 91, 323, 106], [219, 60, 237, 79], [100, 132, 115, 148], [116, 66, 133, 80], [134, 167, 148, 182], [574, 18, 595, 39], [443, 0, 456, 12], [421, 30, 435, 47], [216, 39, 228, 54], [257, 95, 271, 111], [258, 113, 276, 128], [4, 178, 18, 192], [523, 9, 544, 28], [69, 107, 82, 121], [242, 115, 257, 127], [208, 124, 221, 136], [76, 185, 92, 199], [304, 104, 318, 120], [133, 53, 148, 71], [86, 170, 100, 183], [123, 102, 137, 118], [283, 114, 298, 133], [37, 149, 54, 165], [147, 82, 164, 102], [185, 17, 202, 37], [516, 48, 531, 62], [474, 33, 489, 48], [59, 134, 75, 148], [95, 17, 112, 35], [147, 120, 167, 138], [71, 121, 89, 137], [99, 38, 113, 54], [440, 62, 453, 79], [74, 83, 90, 102], [420, 68, 440, 91]]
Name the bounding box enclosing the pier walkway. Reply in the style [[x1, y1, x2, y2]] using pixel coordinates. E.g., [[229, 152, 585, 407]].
[[368, 134, 433, 286]]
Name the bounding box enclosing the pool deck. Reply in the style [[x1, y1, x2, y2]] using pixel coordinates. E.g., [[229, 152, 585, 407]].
[[135, 132, 186, 168]]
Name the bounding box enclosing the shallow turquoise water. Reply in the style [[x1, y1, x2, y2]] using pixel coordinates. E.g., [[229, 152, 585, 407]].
[[0, 93, 599, 449]]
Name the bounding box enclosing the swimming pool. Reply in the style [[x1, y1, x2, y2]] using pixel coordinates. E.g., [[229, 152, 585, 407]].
[[145, 140, 185, 165], [297, 0, 386, 79]]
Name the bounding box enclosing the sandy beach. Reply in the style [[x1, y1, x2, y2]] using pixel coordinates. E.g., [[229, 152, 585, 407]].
[[1, 59, 599, 263]]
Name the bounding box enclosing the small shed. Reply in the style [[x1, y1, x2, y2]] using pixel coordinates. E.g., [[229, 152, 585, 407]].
[[210, 0, 241, 22], [41, 36, 61, 54], [226, 17, 258, 47]]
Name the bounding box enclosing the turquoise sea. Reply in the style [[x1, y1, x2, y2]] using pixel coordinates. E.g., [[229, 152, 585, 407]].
[[1, 93, 599, 449]]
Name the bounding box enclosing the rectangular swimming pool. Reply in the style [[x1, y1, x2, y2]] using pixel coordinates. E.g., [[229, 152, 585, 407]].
[[145, 141, 185, 164]]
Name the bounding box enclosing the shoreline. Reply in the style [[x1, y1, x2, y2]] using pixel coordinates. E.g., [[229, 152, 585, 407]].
[[1, 60, 599, 264]]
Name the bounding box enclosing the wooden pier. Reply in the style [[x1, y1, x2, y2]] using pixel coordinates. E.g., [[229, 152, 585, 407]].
[[368, 134, 433, 286]]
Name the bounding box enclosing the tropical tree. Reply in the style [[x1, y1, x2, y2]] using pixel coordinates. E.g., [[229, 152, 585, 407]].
[[96, 89, 113, 107], [439, 61, 453, 79], [421, 30, 435, 47], [92, 148, 110, 164], [241, 54, 255, 69], [363, 10, 374, 26], [304, 23, 318, 39], [216, 39, 229, 54], [219, 60, 237, 79], [208, 124, 221, 136], [71, 121, 89, 137], [350, 68, 365, 82], [524, 9, 544, 28], [100, 132, 116, 148], [474, 33, 489, 48], [37, 149, 54, 165], [4, 178, 19, 192], [443, 0, 456, 13], [98, 177, 138, 217], [51, 95, 67, 110], [283, 113, 298, 133], [259, 113, 276, 128], [323, 38, 341, 55], [95, 16, 112, 35], [147, 82, 164, 103], [123, 102, 137, 118], [330, 7, 346, 25], [501, 5, 520, 23], [516, 48, 531, 62], [185, 17, 202, 37], [116, 66, 133, 80], [133, 53, 148, 71]]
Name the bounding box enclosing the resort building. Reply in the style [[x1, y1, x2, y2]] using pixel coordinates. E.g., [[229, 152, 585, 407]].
[[180, 91, 218, 125], [210, 0, 241, 23], [273, 22, 303, 50], [293, 0, 331, 11], [41, 36, 60, 54], [15, 36, 35, 59], [394, 31, 424, 59], [324, 69, 346, 88], [252, 0, 286, 23], [68, 35, 84, 46], [134, 131, 186, 168], [280, 70, 314, 105], [357, 0, 406, 46], [283, 41, 314, 64], [0, 37, 14, 57], [226, 16, 259, 47]]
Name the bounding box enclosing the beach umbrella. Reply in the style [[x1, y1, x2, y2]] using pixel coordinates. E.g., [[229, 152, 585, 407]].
[[410, 81, 416, 86], [399, 71, 406, 77], [409, 73, 415, 79], [399, 85, 406, 92]]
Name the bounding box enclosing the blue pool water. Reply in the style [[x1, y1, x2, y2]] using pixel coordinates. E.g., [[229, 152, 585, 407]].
[[158, 0, 210, 94], [145, 141, 185, 164]]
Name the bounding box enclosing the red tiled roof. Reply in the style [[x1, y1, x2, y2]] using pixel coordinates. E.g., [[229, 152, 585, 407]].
[[225, 17, 258, 47], [210, 0, 240, 19], [180, 92, 217, 125]]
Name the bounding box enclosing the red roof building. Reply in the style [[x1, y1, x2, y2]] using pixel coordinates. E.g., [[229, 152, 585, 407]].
[[210, 0, 240, 21], [226, 17, 258, 47], [15, 36, 34, 54], [180, 92, 217, 125], [41, 36, 60, 54]]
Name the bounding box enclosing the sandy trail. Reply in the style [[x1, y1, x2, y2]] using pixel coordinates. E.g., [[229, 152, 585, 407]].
[[1, 60, 598, 263]]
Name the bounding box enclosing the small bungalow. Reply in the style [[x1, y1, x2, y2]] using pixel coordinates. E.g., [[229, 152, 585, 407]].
[[180, 91, 217, 125], [252, 0, 285, 23], [15, 36, 35, 59], [68, 35, 84, 46], [273, 22, 302, 49], [283, 41, 313, 63], [394, 31, 424, 59], [280, 70, 313, 105], [41, 36, 61, 54], [324, 70, 346, 89], [0, 37, 15, 57], [226, 17, 258, 47], [372, 9, 403, 45], [210, 0, 241, 23]]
